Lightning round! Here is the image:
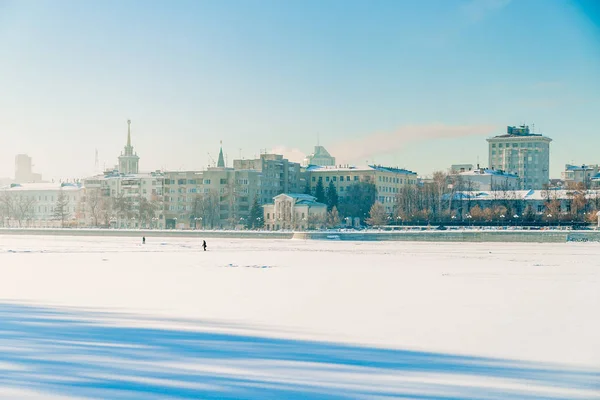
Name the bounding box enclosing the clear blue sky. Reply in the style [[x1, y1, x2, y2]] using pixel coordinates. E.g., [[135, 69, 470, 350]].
[[1, 0, 599, 180]]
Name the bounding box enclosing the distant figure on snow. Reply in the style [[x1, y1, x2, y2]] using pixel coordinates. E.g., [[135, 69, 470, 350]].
[[202, 240, 207, 251], [142, 236, 146, 245]]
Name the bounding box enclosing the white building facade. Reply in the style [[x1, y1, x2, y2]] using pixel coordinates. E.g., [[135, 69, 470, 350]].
[[487, 125, 552, 190], [0, 182, 84, 227], [263, 193, 326, 231], [561, 164, 600, 188], [458, 169, 520, 191]]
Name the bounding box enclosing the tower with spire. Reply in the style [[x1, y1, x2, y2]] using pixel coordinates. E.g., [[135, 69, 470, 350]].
[[217, 141, 225, 168], [118, 119, 140, 174]]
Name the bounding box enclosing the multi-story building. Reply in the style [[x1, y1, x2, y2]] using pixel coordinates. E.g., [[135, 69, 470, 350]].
[[234, 153, 303, 205], [82, 170, 165, 228], [303, 145, 336, 167], [307, 165, 418, 213], [0, 182, 84, 227], [561, 164, 600, 188], [457, 168, 520, 191], [14, 154, 43, 183], [450, 164, 474, 174], [487, 125, 552, 190]]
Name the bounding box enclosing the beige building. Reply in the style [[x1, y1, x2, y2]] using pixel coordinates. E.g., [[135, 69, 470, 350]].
[[263, 193, 326, 231], [307, 165, 418, 213], [487, 125, 552, 190]]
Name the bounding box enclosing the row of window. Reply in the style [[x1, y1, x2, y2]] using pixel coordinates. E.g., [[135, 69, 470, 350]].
[[312, 175, 361, 183], [491, 142, 544, 148]]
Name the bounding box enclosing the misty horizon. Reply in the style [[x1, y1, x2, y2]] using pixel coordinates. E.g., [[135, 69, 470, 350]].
[[1, 0, 599, 180]]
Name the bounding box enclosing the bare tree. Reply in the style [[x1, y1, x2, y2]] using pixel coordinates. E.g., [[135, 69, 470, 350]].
[[86, 188, 104, 227], [191, 191, 219, 229], [53, 189, 70, 227], [0, 192, 16, 226], [366, 202, 388, 226]]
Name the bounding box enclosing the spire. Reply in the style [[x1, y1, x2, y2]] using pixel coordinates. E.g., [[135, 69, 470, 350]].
[[127, 119, 132, 148], [217, 141, 225, 168]]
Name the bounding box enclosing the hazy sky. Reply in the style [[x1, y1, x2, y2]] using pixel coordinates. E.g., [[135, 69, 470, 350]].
[[1, 0, 599, 180]]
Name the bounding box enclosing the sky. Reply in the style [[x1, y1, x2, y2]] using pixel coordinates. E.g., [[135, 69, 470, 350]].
[[0, 0, 599, 180]]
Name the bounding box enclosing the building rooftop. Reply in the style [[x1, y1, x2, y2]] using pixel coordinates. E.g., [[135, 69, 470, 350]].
[[565, 164, 598, 172], [459, 168, 518, 178], [272, 193, 327, 206], [488, 125, 551, 140], [445, 189, 600, 201], [1, 182, 82, 191], [306, 164, 417, 175]]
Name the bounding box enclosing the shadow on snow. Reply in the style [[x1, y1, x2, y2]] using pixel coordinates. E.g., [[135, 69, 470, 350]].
[[0, 303, 597, 399]]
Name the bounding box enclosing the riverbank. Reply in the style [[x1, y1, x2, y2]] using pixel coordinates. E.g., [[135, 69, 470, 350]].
[[1, 227, 600, 242]]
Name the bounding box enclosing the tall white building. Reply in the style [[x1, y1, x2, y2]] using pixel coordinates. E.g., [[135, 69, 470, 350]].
[[487, 125, 552, 190]]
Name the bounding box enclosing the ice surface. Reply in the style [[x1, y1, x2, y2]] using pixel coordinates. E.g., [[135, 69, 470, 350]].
[[0, 235, 598, 399]]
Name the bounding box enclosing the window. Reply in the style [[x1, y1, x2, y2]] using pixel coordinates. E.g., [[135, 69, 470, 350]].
[[492, 144, 496, 148], [326, 176, 329, 182], [220, 178, 227, 185], [354, 176, 358, 181], [204, 179, 211, 184], [312, 177, 316, 182], [340, 176, 344, 182], [499, 143, 503, 148], [332, 176, 337, 182]]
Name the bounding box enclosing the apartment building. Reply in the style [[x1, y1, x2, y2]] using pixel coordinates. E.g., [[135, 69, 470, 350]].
[[307, 165, 418, 213], [487, 125, 552, 190], [234, 154, 303, 204]]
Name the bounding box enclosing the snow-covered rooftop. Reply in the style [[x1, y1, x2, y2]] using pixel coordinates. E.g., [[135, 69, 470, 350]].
[[459, 169, 518, 178], [445, 189, 600, 201], [564, 164, 598, 172], [0, 182, 82, 191], [306, 165, 417, 175]]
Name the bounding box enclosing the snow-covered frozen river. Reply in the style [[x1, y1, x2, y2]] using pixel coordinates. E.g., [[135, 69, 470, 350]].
[[0, 235, 598, 399]]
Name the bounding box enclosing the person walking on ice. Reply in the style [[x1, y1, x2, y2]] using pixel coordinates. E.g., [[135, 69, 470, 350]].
[[202, 240, 207, 251], [142, 236, 146, 245]]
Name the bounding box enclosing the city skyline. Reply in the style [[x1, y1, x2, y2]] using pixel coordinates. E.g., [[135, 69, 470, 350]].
[[1, 0, 599, 180]]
